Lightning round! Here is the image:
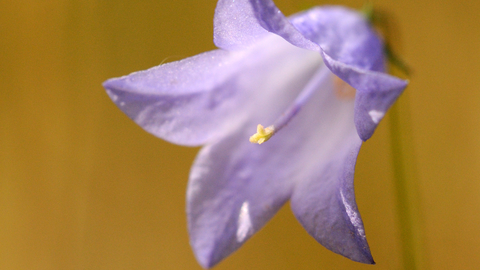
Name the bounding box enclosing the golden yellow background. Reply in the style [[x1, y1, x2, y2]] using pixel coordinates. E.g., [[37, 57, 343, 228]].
[[1, 0, 479, 269]]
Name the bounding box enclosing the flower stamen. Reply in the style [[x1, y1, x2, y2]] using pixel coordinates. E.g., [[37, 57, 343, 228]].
[[249, 66, 331, 145], [249, 124, 275, 144]]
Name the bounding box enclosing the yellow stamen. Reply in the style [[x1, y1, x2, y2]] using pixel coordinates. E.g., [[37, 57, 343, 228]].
[[249, 124, 275, 145], [247, 68, 332, 145]]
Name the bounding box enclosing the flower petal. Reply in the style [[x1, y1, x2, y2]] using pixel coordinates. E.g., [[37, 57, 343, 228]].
[[214, 0, 269, 50], [214, 0, 319, 51], [187, 128, 296, 268], [246, 0, 319, 51], [290, 136, 374, 264], [103, 50, 247, 146], [289, 6, 385, 71], [322, 52, 408, 141]]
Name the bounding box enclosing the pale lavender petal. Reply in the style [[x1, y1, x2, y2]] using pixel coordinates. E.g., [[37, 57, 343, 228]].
[[290, 136, 374, 264], [290, 6, 385, 71], [214, 0, 269, 50], [247, 0, 319, 51], [214, 0, 318, 51], [103, 50, 247, 146], [322, 52, 408, 141], [187, 129, 296, 268], [188, 66, 363, 267]]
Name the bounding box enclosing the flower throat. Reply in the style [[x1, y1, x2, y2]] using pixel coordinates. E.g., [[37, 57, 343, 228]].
[[250, 66, 331, 145]]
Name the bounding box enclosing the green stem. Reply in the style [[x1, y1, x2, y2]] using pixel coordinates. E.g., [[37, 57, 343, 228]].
[[388, 93, 427, 270], [365, 5, 425, 268]]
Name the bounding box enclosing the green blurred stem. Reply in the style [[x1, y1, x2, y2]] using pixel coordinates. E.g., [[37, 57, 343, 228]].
[[389, 95, 426, 270], [365, 4, 425, 268]]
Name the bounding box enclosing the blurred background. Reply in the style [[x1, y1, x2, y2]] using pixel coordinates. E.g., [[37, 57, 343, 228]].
[[1, 0, 479, 269]]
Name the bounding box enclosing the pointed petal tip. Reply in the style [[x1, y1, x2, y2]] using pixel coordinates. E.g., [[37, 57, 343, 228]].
[[102, 78, 129, 109], [359, 131, 372, 142], [102, 78, 112, 89], [102, 77, 124, 92], [102, 78, 121, 103], [356, 77, 408, 142], [102, 77, 115, 89], [356, 256, 375, 265], [394, 78, 409, 93], [196, 254, 215, 269], [191, 242, 224, 269], [333, 234, 375, 265], [355, 250, 375, 265], [336, 239, 374, 264]]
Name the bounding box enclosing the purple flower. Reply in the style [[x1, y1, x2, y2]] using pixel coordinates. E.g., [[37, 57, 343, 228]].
[[103, 0, 407, 268]]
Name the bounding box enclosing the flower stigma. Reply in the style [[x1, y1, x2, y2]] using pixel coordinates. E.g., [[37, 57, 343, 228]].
[[249, 124, 275, 144]]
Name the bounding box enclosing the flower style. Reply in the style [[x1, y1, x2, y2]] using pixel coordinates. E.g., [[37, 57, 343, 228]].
[[103, 0, 407, 268]]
